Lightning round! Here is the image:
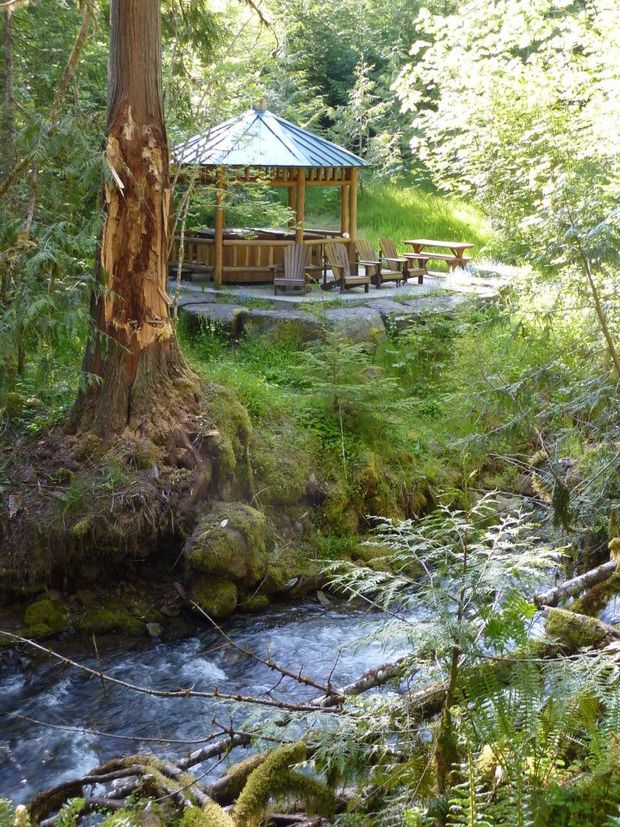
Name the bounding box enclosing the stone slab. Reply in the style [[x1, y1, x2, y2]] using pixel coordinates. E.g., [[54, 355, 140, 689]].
[[242, 308, 325, 342], [179, 303, 247, 336], [401, 294, 467, 315], [173, 292, 217, 308], [324, 306, 386, 344], [367, 299, 424, 331]]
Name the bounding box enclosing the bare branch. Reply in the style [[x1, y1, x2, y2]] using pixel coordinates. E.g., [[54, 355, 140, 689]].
[[0, 630, 339, 714], [191, 601, 338, 698]]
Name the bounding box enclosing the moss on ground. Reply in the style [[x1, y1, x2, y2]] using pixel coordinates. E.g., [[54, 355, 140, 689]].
[[251, 428, 312, 507], [238, 594, 270, 613]]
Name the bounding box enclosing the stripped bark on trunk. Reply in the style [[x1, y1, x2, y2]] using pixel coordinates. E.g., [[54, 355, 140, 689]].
[[73, 0, 197, 436]]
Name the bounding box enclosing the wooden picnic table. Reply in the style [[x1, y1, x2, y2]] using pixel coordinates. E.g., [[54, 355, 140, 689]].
[[403, 239, 474, 271]]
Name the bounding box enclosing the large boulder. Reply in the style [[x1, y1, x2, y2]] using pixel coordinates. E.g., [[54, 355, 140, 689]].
[[242, 308, 324, 342], [185, 502, 271, 588], [324, 307, 386, 344], [368, 299, 423, 331], [24, 598, 69, 638], [179, 303, 247, 337]]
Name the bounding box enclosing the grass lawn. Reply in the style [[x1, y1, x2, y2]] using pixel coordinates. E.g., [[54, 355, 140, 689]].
[[304, 179, 494, 255]]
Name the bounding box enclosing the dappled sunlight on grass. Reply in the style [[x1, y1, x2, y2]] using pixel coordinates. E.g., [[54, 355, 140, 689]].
[[305, 180, 494, 255]]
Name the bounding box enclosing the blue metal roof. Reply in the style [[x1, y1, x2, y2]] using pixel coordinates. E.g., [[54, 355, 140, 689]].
[[173, 107, 368, 168]]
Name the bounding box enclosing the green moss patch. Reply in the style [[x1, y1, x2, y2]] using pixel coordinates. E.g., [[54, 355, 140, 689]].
[[77, 604, 145, 636], [238, 594, 270, 613], [181, 804, 235, 827], [24, 598, 69, 638], [191, 577, 238, 619], [545, 607, 608, 650], [234, 742, 336, 827]]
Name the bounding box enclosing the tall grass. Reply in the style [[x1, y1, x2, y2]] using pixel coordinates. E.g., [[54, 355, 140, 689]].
[[305, 180, 494, 255]]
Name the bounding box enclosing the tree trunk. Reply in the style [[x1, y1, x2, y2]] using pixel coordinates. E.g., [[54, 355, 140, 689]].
[[73, 0, 197, 436], [1, 9, 16, 176]]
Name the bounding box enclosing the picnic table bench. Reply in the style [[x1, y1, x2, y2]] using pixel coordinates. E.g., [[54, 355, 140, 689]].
[[403, 239, 474, 272]]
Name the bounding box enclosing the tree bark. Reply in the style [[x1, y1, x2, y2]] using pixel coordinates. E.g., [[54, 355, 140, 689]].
[[1, 8, 16, 176], [73, 0, 197, 437]]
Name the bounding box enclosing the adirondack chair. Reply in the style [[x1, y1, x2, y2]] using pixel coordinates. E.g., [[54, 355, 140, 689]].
[[271, 243, 310, 294], [324, 242, 370, 293], [379, 237, 425, 285], [355, 239, 404, 288]]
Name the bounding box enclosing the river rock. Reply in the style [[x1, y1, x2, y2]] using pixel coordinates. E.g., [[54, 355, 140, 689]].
[[185, 502, 272, 587], [324, 306, 386, 344], [23, 598, 69, 639], [191, 576, 238, 619], [146, 622, 163, 638]]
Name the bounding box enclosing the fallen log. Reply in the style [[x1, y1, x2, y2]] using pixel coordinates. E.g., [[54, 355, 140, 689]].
[[533, 559, 618, 608]]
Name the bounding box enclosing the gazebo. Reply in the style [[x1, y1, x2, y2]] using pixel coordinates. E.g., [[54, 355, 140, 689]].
[[171, 102, 368, 287]]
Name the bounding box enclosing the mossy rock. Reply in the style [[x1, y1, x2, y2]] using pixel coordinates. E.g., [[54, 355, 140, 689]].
[[238, 594, 270, 613], [545, 607, 609, 650], [191, 577, 238, 619], [77, 604, 145, 636], [186, 503, 272, 587], [24, 598, 68, 637], [261, 543, 317, 594]]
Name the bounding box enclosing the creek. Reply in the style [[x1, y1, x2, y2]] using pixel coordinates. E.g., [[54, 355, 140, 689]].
[[0, 603, 410, 805]]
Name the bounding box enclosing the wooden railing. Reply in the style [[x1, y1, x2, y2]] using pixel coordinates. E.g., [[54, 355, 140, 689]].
[[170, 234, 346, 283]]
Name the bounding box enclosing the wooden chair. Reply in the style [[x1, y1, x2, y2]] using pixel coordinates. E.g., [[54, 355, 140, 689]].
[[379, 237, 425, 285], [324, 242, 370, 293], [355, 239, 404, 288], [271, 243, 310, 294]]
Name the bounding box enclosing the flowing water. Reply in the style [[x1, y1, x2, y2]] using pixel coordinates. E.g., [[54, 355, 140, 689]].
[[0, 603, 411, 804]]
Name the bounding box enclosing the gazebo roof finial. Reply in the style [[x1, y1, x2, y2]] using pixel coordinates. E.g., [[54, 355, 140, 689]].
[[256, 97, 268, 112]]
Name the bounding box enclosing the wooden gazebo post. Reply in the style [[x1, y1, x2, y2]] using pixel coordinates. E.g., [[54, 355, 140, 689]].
[[340, 173, 349, 235], [214, 167, 224, 288], [288, 171, 296, 229], [295, 167, 305, 243], [348, 167, 358, 262]]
